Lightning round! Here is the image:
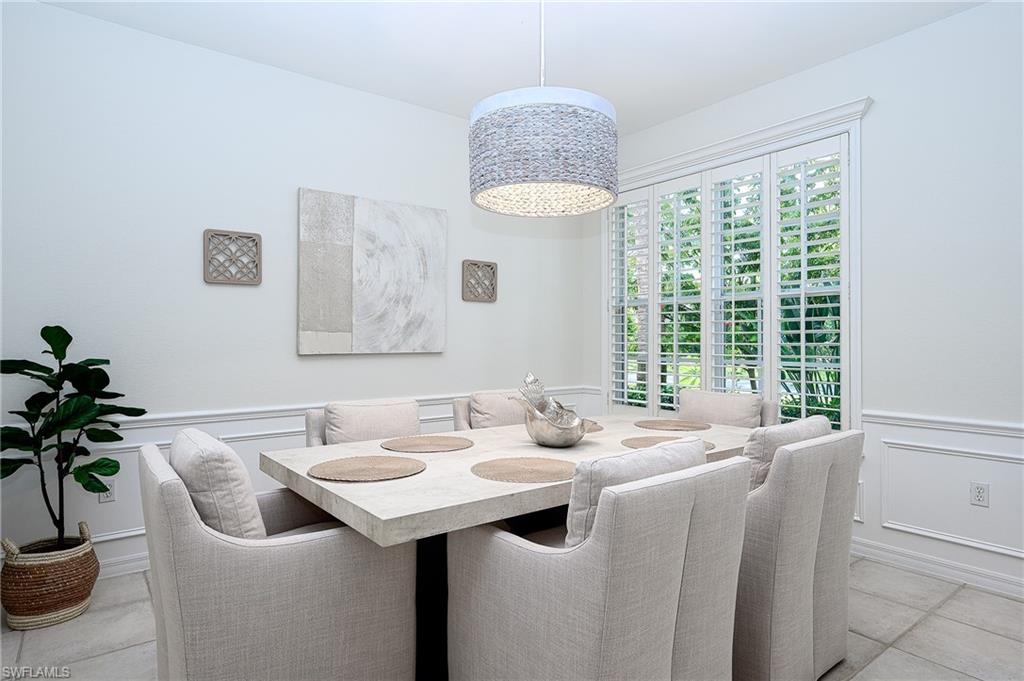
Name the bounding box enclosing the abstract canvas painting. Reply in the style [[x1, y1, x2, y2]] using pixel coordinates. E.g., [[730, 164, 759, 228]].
[[298, 188, 447, 354]]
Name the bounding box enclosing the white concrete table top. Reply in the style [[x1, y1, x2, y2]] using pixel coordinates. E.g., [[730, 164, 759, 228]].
[[260, 413, 753, 547]]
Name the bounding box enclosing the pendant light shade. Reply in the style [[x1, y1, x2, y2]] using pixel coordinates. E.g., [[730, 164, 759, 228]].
[[469, 86, 618, 217]]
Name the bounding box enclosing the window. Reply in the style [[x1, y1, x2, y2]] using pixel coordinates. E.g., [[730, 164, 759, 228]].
[[775, 141, 844, 427], [606, 136, 850, 428], [608, 196, 650, 408], [657, 178, 702, 411]]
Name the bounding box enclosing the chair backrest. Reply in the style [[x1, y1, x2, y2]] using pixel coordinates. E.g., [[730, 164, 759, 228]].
[[139, 444, 200, 681], [580, 457, 751, 681], [452, 390, 523, 431], [732, 430, 864, 681], [671, 456, 752, 680], [305, 399, 420, 446], [679, 390, 777, 428]]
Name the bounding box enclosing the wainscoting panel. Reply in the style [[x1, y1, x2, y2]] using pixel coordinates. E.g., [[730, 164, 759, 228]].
[[0, 386, 603, 577], [881, 440, 1023, 558], [856, 410, 1024, 598]]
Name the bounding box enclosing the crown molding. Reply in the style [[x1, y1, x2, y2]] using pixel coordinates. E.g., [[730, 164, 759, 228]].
[[619, 96, 872, 191]]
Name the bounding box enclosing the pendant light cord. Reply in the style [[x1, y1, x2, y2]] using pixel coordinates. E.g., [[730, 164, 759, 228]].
[[539, 0, 546, 86]]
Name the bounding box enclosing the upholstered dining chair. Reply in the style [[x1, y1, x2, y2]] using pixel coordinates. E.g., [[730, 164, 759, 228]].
[[139, 432, 416, 681], [452, 389, 525, 430], [305, 398, 420, 446], [732, 429, 864, 681], [448, 456, 752, 681], [676, 389, 779, 427]]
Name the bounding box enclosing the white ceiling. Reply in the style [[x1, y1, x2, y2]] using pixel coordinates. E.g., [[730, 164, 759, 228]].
[[54, 1, 977, 133]]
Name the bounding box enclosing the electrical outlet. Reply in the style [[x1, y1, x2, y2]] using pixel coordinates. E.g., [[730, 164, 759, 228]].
[[970, 481, 989, 508], [98, 480, 116, 504]]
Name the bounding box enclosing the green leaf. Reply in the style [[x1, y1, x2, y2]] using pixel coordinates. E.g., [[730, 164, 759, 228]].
[[25, 391, 57, 413], [84, 428, 123, 443], [64, 390, 125, 401], [38, 395, 101, 439], [73, 456, 119, 490], [66, 366, 111, 398], [76, 456, 119, 476], [95, 404, 146, 419], [1, 359, 53, 375], [73, 472, 109, 493], [1, 458, 35, 479], [9, 410, 40, 425], [78, 358, 110, 367], [1, 427, 36, 452], [40, 326, 73, 361]]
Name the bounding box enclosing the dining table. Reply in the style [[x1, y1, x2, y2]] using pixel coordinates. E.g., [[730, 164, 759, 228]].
[[259, 413, 755, 680]]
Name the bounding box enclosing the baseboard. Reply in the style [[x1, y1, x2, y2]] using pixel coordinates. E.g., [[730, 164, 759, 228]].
[[98, 551, 150, 579], [851, 536, 1024, 599]]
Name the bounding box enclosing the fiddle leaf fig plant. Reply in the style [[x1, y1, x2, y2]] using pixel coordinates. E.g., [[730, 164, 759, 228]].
[[1, 326, 146, 548]]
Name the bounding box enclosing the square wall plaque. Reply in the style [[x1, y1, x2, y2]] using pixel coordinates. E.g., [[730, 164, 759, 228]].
[[204, 229, 262, 285], [462, 259, 497, 302]]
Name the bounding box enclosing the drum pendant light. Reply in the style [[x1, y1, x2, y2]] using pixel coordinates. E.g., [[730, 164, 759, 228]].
[[469, 0, 618, 217]]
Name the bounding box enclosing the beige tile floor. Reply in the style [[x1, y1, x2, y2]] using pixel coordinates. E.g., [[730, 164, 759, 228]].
[[1, 558, 1021, 680]]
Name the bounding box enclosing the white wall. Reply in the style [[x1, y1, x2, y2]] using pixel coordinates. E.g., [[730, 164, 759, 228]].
[[589, 3, 1023, 593], [0, 3, 596, 567]]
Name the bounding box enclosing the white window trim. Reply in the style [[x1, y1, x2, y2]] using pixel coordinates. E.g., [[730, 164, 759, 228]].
[[601, 97, 870, 428]]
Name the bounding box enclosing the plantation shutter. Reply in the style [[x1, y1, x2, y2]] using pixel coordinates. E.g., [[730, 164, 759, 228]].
[[655, 176, 702, 411], [607, 134, 849, 426], [710, 159, 765, 394], [775, 138, 844, 427], [608, 193, 650, 408]]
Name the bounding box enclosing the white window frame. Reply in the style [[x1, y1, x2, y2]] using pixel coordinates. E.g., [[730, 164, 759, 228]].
[[601, 97, 869, 428]]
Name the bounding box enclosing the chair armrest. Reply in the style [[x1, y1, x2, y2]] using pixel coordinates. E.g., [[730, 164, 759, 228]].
[[452, 397, 471, 431], [448, 524, 603, 679], [256, 488, 334, 536], [170, 521, 416, 681]]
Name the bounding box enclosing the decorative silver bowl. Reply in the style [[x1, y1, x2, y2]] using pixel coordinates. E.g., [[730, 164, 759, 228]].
[[513, 373, 596, 448]]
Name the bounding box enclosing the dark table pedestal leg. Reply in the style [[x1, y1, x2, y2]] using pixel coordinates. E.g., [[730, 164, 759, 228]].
[[416, 534, 448, 681]]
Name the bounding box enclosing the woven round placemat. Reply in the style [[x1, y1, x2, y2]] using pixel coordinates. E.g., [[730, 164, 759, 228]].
[[471, 457, 575, 483], [621, 436, 680, 449], [621, 436, 716, 451], [634, 419, 711, 432], [308, 456, 425, 482], [380, 435, 474, 453], [585, 421, 604, 433]]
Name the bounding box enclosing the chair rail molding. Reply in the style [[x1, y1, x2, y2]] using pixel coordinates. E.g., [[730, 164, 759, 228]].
[[862, 410, 1024, 438]]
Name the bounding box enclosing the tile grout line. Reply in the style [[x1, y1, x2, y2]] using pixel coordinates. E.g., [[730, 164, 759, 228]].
[[59, 639, 156, 668], [890, 583, 964, 649], [844, 562, 966, 681], [880, 583, 999, 681], [845, 589, 957, 680], [895, 583, 1024, 646], [895, 648, 986, 681]]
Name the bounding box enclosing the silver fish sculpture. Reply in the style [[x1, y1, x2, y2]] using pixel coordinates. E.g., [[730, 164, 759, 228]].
[[513, 372, 597, 448]]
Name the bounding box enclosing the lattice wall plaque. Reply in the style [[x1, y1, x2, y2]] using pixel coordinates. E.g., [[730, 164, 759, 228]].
[[204, 229, 262, 285], [462, 259, 497, 302]]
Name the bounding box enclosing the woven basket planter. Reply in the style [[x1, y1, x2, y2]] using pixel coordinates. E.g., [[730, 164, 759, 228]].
[[1, 521, 99, 630]]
